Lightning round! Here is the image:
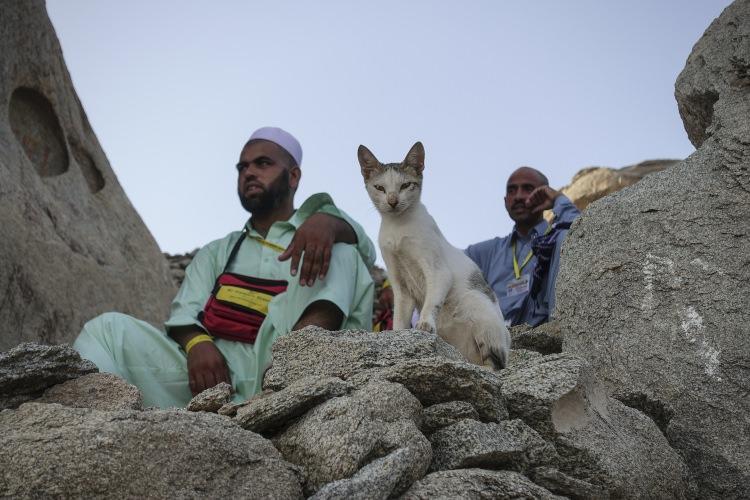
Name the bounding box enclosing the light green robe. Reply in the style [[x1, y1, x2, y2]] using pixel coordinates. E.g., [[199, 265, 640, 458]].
[[74, 193, 375, 408]]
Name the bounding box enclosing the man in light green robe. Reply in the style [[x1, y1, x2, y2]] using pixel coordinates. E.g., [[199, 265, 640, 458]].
[[74, 127, 375, 408]]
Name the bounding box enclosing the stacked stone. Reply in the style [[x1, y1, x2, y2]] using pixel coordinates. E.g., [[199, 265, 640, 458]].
[[0, 333, 691, 498]]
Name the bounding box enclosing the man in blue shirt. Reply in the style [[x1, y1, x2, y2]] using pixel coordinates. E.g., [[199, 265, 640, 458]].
[[466, 167, 580, 327]]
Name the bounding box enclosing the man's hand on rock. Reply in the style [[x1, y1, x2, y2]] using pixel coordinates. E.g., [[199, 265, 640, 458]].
[[279, 213, 357, 287], [187, 341, 230, 396], [526, 186, 560, 215]]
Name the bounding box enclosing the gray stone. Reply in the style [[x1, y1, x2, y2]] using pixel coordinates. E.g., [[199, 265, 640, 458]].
[[187, 381, 233, 412], [529, 466, 606, 500], [507, 348, 543, 368], [402, 469, 563, 500], [421, 401, 480, 435], [428, 419, 556, 473], [0, 0, 175, 350], [312, 448, 420, 500], [557, 2, 750, 497], [499, 353, 690, 498], [498, 353, 594, 440], [509, 321, 563, 355], [263, 327, 464, 391], [0, 402, 303, 498], [0, 342, 97, 409], [34, 372, 142, 411], [357, 357, 508, 423], [235, 376, 351, 434], [273, 380, 429, 495]]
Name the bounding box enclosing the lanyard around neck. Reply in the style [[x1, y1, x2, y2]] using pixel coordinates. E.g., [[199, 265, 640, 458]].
[[511, 223, 553, 279], [248, 234, 285, 253]]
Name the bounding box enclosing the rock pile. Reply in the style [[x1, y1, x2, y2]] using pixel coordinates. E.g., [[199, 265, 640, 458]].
[[0, 334, 691, 498], [556, 1, 750, 498]]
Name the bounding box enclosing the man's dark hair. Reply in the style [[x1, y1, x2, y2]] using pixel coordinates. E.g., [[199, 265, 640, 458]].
[[245, 139, 298, 169], [515, 166, 548, 186]]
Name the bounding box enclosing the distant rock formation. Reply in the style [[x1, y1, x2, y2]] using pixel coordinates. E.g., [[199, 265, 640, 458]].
[[561, 159, 680, 210], [557, 1, 750, 498], [0, 0, 175, 349]]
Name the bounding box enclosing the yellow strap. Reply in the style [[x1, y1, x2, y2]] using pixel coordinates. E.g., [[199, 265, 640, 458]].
[[382, 279, 391, 289], [511, 223, 554, 280], [185, 334, 213, 355], [216, 285, 273, 315], [248, 235, 286, 253]]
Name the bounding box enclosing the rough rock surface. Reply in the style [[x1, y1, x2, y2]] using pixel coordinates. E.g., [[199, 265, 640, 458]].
[[402, 469, 563, 500], [312, 447, 424, 500], [0, 402, 303, 498], [360, 357, 508, 422], [0, 342, 96, 409], [273, 380, 430, 496], [420, 401, 480, 435], [499, 353, 690, 498], [263, 327, 464, 390], [236, 376, 351, 434], [557, 2, 750, 497], [34, 372, 142, 411], [509, 320, 563, 355], [561, 159, 679, 210], [0, 0, 175, 350], [187, 381, 233, 412], [429, 419, 557, 473]]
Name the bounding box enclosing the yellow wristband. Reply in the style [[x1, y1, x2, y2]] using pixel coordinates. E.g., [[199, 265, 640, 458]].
[[185, 334, 214, 355], [382, 279, 391, 289]]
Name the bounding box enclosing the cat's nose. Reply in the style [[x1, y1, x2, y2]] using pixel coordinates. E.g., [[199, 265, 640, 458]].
[[387, 194, 398, 208]]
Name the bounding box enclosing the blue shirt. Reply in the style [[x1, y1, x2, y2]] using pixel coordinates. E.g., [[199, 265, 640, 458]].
[[465, 195, 580, 327]]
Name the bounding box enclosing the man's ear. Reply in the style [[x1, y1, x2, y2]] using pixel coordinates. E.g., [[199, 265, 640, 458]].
[[404, 141, 425, 175], [358, 145, 381, 180], [289, 165, 301, 191]]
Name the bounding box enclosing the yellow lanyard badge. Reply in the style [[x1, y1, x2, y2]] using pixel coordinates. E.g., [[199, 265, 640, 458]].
[[511, 223, 553, 280]]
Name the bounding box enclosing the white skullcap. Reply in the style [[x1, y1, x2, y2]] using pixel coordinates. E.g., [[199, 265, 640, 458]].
[[248, 126, 303, 166]]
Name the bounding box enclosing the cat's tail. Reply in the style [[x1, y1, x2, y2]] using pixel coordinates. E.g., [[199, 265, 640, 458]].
[[483, 321, 511, 370]]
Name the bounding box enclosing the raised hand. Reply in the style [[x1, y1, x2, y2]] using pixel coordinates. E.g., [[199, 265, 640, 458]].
[[525, 185, 560, 214]]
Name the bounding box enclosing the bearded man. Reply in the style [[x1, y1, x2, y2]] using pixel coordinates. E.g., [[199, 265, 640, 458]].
[[74, 127, 375, 407]]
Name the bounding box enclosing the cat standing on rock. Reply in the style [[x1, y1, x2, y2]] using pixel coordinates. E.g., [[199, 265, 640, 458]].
[[359, 142, 511, 369]]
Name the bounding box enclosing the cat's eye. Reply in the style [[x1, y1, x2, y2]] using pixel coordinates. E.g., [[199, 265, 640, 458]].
[[400, 182, 411, 191], [374, 185, 386, 192]]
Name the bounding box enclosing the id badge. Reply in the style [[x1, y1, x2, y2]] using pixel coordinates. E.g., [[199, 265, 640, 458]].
[[506, 274, 530, 297]]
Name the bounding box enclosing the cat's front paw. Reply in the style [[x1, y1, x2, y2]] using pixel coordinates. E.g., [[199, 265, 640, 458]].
[[415, 321, 436, 334]]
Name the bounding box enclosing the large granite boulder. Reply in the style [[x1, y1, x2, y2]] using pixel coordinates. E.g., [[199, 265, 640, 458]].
[[0, 0, 175, 350], [0, 403, 304, 498], [556, 2, 750, 498]]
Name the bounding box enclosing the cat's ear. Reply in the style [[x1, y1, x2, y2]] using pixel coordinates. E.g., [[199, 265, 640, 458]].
[[358, 145, 381, 180], [404, 141, 425, 176]]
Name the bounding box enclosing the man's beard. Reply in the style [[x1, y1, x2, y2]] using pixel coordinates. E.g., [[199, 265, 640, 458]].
[[238, 168, 291, 214]]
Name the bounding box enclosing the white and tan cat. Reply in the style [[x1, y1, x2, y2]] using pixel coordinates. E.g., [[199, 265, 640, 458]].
[[359, 141, 511, 369]]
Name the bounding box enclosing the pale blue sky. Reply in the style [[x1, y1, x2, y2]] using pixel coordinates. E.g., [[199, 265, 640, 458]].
[[47, 1, 732, 262]]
